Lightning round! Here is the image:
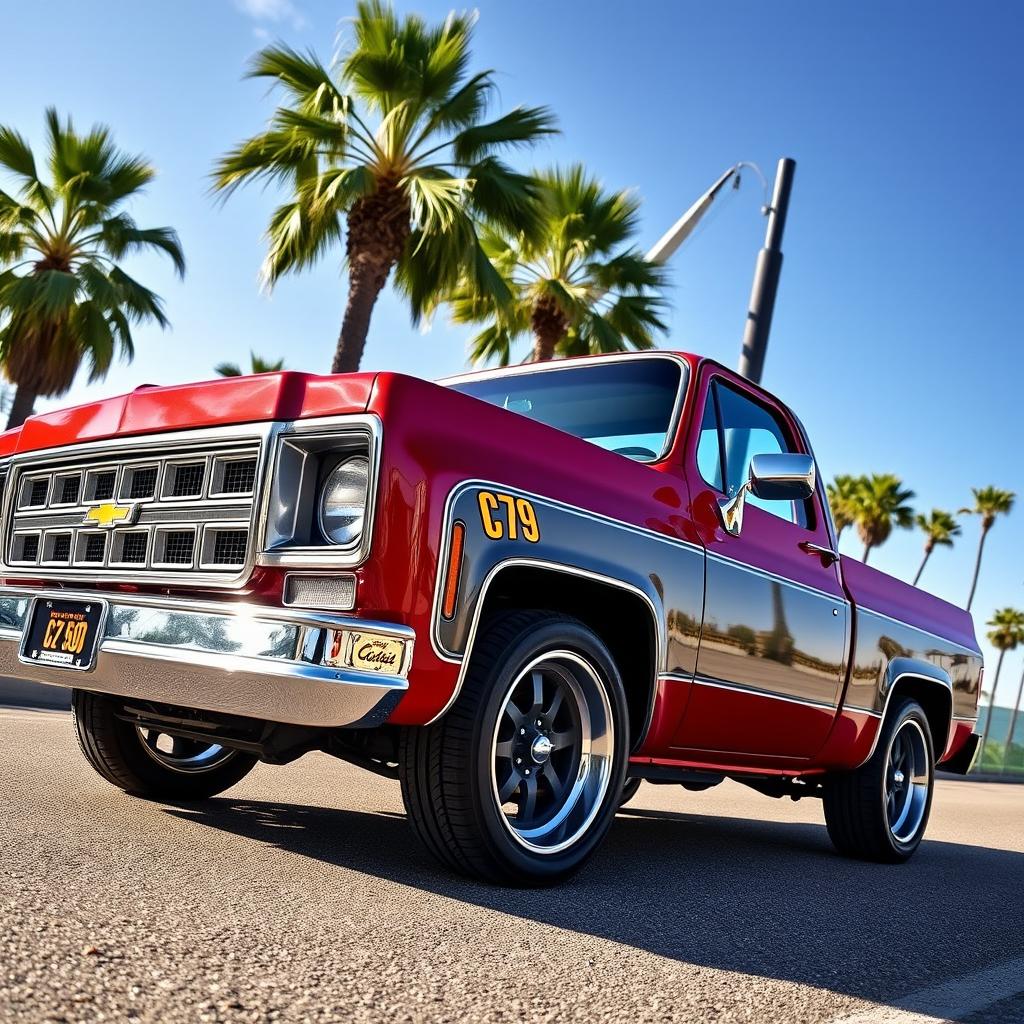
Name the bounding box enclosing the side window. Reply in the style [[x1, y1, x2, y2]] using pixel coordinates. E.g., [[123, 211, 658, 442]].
[[696, 380, 810, 528], [696, 391, 724, 491]]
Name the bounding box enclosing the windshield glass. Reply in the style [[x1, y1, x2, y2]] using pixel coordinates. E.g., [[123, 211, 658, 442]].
[[449, 357, 685, 461]]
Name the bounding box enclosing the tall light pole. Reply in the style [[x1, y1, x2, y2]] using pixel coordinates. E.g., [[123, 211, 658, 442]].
[[737, 157, 796, 384], [645, 157, 796, 386]]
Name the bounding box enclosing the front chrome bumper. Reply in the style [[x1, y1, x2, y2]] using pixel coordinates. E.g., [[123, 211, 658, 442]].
[[0, 587, 412, 728]]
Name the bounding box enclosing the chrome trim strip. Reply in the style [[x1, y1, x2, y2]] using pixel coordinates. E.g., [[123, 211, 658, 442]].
[[855, 605, 981, 657], [440, 352, 692, 464], [688, 673, 838, 712], [426, 556, 664, 726]]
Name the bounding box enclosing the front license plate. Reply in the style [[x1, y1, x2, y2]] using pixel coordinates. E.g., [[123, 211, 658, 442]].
[[327, 630, 406, 676], [21, 598, 106, 672]]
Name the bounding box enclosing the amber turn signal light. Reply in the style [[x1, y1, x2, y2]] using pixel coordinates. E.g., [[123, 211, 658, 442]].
[[442, 521, 465, 620]]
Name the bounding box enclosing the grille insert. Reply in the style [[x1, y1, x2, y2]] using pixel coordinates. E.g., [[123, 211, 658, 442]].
[[50, 535, 72, 562], [83, 535, 106, 563], [127, 467, 158, 499], [219, 459, 257, 495], [162, 530, 195, 565], [19, 535, 39, 562], [59, 477, 80, 504], [169, 463, 204, 498], [29, 480, 48, 507], [91, 472, 115, 501], [119, 533, 147, 564], [210, 530, 248, 566]]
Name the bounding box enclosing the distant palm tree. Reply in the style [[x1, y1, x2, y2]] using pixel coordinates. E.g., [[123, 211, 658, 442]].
[[0, 109, 184, 428], [826, 474, 862, 540], [960, 486, 1015, 610], [911, 508, 961, 586], [215, 353, 286, 376], [213, 1, 556, 374], [447, 164, 668, 364], [980, 607, 1024, 764], [1004, 662, 1024, 772], [851, 473, 915, 564]]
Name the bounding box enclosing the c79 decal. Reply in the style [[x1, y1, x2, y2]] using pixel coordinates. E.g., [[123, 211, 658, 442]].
[[477, 491, 540, 543]]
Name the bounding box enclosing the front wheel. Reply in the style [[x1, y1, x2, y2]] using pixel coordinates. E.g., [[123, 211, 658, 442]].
[[823, 697, 935, 863], [73, 690, 258, 800], [400, 612, 629, 885]]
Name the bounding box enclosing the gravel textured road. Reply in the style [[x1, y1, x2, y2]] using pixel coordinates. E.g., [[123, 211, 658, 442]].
[[2, 706, 1022, 1024]]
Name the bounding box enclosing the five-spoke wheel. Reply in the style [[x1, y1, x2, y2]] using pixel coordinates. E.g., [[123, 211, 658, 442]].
[[400, 612, 628, 885], [491, 652, 614, 854]]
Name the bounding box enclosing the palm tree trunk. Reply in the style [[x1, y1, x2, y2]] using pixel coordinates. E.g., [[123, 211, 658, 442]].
[[862, 541, 873, 564], [966, 524, 989, 611], [530, 296, 568, 362], [1003, 664, 1024, 774], [5, 384, 36, 430], [331, 185, 410, 375], [978, 648, 1005, 767], [912, 545, 932, 586], [332, 256, 390, 374]]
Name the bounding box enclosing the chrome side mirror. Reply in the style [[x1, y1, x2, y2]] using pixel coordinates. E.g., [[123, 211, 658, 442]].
[[718, 452, 816, 536]]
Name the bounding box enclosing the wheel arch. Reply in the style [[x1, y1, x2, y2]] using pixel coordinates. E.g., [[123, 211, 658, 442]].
[[452, 558, 663, 750], [864, 657, 954, 765]]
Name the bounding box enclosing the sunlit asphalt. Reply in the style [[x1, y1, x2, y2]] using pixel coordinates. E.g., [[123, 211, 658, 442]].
[[2, 706, 1022, 1024]]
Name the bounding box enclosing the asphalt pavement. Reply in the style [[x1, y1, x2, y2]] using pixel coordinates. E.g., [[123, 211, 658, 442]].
[[2, 706, 1022, 1024]]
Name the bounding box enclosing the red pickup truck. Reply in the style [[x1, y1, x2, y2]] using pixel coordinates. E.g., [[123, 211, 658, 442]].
[[0, 351, 982, 884]]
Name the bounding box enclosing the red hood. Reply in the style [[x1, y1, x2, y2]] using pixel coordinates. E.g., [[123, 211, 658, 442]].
[[0, 371, 378, 457]]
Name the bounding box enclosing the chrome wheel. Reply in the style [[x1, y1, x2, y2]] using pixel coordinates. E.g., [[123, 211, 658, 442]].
[[885, 719, 930, 843], [490, 651, 614, 854], [136, 727, 237, 775]]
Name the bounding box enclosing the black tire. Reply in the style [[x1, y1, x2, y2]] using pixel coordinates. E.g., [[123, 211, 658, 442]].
[[399, 611, 629, 886], [619, 777, 643, 807], [823, 697, 935, 863], [72, 690, 258, 800]]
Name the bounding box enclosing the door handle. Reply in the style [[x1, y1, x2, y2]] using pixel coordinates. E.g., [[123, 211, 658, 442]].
[[799, 541, 841, 566]]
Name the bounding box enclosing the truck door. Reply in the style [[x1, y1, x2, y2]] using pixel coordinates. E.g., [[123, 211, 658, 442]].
[[673, 370, 850, 760]]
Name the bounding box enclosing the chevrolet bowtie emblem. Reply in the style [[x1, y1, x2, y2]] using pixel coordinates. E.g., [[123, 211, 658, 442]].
[[82, 503, 140, 529]]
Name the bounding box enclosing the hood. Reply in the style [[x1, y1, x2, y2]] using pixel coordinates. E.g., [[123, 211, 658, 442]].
[[0, 371, 378, 457]]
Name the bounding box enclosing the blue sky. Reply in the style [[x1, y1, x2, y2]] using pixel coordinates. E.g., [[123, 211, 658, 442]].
[[3, 1, 1023, 703]]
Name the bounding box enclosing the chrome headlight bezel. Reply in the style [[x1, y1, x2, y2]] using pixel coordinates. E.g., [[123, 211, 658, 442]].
[[258, 414, 380, 570]]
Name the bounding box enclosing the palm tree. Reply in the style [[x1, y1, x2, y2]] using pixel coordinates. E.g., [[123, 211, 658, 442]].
[[826, 474, 863, 540], [1004, 662, 1024, 773], [911, 508, 961, 586], [0, 109, 184, 428], [213, 1, 555, 374], [446, 164, 667, 364], [960, 486, 1015, 610], [850, 473, 915, 564], [979, 607, 1024, 764], [215, 352, 286, 376]]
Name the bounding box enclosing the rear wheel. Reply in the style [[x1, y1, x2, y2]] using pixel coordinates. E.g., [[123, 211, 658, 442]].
[[73, 690, 258, 800], [400, 612, 628, 885], [823, 697, 935, 862]]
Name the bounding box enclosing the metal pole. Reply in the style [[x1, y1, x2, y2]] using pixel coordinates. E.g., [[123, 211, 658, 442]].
[[737, 157, 796, 384]]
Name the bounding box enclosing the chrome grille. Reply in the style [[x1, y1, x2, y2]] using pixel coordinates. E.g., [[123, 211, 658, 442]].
[[2, 430, 265, 584]]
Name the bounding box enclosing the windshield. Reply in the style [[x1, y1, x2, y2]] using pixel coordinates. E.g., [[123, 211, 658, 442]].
[[449, 357, 685, 461]]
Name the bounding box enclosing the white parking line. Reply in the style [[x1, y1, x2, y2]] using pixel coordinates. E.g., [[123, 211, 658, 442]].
[[828, 957, 1024, 1024]]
